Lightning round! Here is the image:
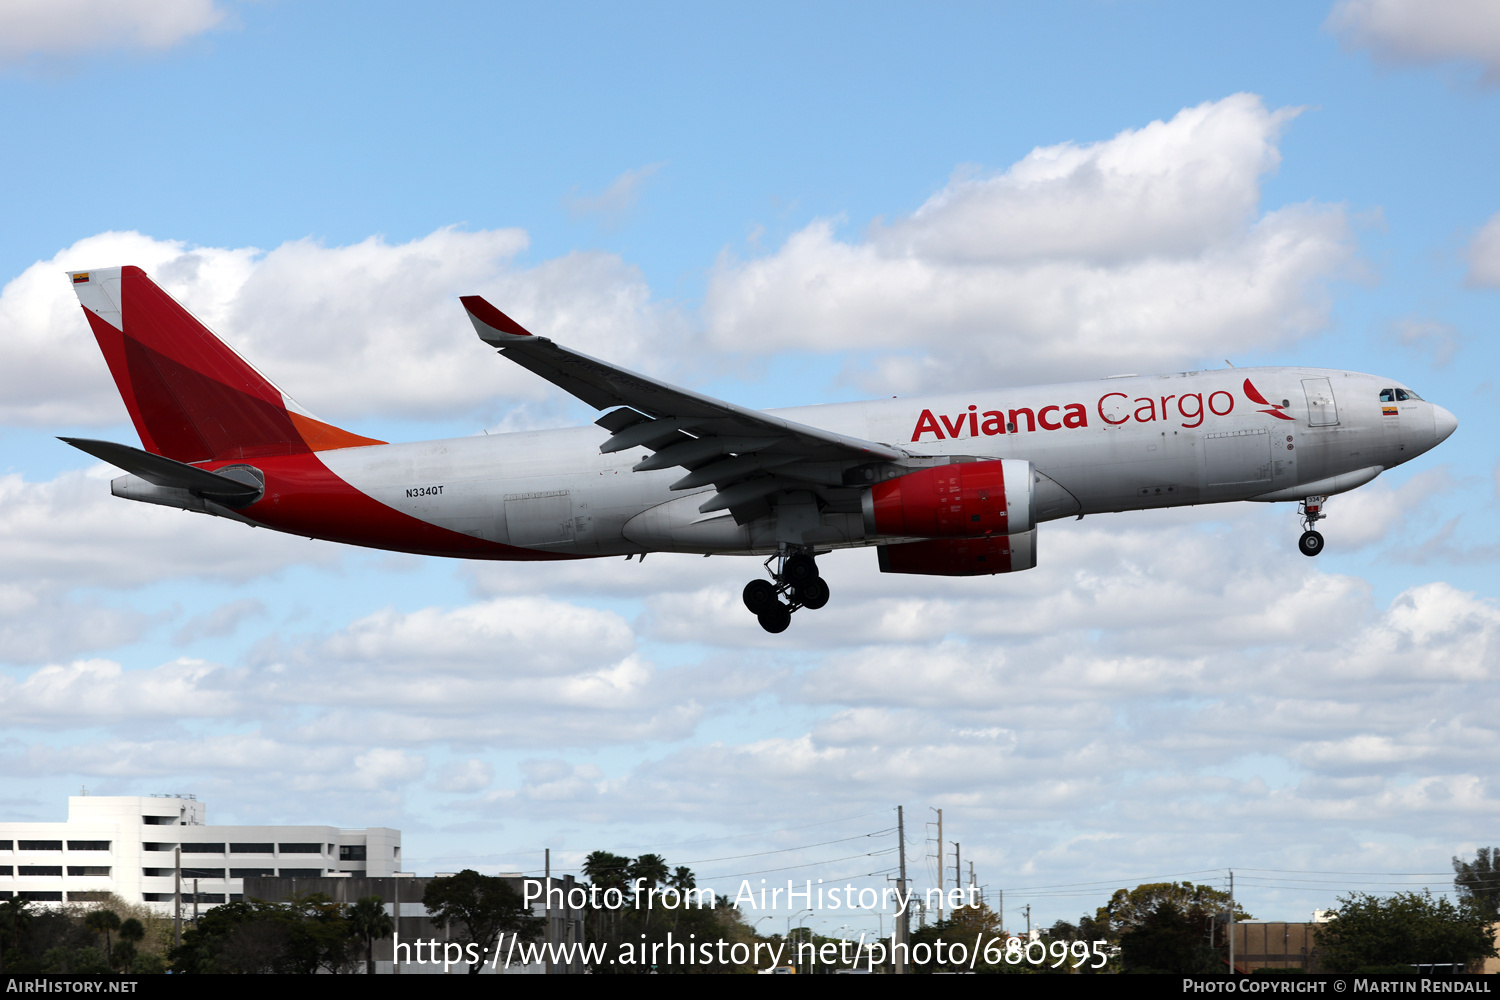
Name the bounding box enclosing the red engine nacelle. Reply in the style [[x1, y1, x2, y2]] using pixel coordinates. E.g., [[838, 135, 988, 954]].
[[877, 529, 1037, 577], [862, 459, 1035, 540]]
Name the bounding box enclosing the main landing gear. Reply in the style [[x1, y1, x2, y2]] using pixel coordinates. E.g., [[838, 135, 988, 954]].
[[742, 548, 829, 633], [1298, 495, 1327, 557]]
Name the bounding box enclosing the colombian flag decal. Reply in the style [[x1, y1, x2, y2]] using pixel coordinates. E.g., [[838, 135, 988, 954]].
[[1382, 405, 1398, 416]]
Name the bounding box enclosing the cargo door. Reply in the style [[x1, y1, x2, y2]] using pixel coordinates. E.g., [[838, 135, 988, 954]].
[[503, 490, 576, 547], [1204, 428, 1273, 488]]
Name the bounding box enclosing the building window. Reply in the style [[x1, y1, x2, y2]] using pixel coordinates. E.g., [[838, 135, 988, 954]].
[[181, 868, 224, 880], [18, 867, 62, 877], [18, 841, 62, 852], [277, 869, 323, 878], [142, 869, 172, 878], [18, 892, 62, 902], [143, 843, 175, 852], [278, 843, 321, 855], [66, 841, 110, 852], [0, 867, 10, 877], [229, 843, 273, 854], [338, 845, 367, 861], [66, 867, 111, 877], [0, 841, 12, 851], [142, 893, 173, 902], [180, 843, 225, 854], [142, 816, 177, 825], [68, 891, 111, 903], [229, 868, 274, 878]]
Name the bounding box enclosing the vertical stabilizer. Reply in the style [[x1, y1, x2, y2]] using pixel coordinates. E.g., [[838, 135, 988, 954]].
[[68, 266, 383, 462]]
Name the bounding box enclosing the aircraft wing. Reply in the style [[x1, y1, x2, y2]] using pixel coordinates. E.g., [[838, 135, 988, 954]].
[[461, 296, 906, 517]]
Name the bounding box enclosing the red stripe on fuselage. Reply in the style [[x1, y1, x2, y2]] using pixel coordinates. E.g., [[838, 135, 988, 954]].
[[203, 451, 579, 562]]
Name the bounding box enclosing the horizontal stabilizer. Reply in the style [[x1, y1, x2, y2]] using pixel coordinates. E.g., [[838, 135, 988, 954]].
[[59, 438, 262, 505]]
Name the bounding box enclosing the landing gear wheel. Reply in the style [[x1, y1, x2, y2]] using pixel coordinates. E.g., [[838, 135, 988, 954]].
[[784, 552, 818, 585], [757, 602, 792, 633], [1299, 530, 1324, 557], [796, 577, 830, 610], [743, 579, 777, 614]]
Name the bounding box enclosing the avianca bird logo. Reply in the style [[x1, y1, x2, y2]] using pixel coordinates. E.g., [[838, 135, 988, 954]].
[[1243, 378, 1294, 420]]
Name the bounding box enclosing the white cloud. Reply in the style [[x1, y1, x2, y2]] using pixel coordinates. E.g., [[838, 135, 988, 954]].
[[0, 0, 225, 61], [1329, 0, 1500, 84], [0, 658, 240, 725], [567, 163, 666, 225], [436, 758, 494, 793], [1465, 212, 1500, 287], [0, 227, 677, 426], [0, 466, 337, 586], [1390, 317, 1462, 367], [704, 95, 1357, 393]]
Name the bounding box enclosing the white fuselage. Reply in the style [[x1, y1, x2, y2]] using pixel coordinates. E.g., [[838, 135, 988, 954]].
[[308, 367, 1446, 558]]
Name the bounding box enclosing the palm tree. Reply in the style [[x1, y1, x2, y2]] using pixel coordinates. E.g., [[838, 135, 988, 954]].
[[0, 898, 33, 973], [116, 919, 145, 973], [83, 910, 121, 966], [582, 851, 632, 947], [346, 896, 394, 975], [629, 854, 669, 934]]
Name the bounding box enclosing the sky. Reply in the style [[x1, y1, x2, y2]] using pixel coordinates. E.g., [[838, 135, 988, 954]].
[[2, 0, 1499, 935]]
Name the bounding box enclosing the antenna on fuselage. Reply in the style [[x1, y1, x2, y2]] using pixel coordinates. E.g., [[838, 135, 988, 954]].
[[1225, 359, 1236, 368]]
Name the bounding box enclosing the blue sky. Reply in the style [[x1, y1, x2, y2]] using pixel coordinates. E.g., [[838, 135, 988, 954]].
[[2, 0, 1499, 934]]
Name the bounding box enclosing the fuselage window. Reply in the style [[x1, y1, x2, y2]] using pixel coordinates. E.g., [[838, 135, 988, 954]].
[[1394, 389, 1411, 401]]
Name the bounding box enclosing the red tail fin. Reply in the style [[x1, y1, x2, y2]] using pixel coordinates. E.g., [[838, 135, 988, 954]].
[[69, 266, 383, 463]]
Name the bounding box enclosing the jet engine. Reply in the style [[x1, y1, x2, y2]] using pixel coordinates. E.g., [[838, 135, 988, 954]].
[[877, 529, 1037, 576], [862, 459, 1036, 540]]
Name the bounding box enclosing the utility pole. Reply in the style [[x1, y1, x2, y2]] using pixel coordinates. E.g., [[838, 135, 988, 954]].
[[896, 805, 908, 975], [931, 808, 943, 924], [545, 848, 552, 975], [1024, 904, 1031, 939], [173, 845, 182, 948], [1228, 870, 1236, 975], [999, 889, 1004, 934], [954, 839, 966, 911]]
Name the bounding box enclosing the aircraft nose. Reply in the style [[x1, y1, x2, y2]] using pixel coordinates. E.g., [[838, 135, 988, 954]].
[[1433, 404, 1458, 444]]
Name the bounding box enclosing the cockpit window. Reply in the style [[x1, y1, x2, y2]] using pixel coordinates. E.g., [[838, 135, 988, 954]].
[[1405, 389, 1423, 401], [1379, 388, 1395, 402]]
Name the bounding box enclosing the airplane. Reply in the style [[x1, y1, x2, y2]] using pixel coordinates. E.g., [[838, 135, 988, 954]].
[[61, 266, 1458, 633]]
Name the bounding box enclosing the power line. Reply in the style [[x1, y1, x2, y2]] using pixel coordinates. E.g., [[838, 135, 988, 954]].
[[678, 828, 896, 866]]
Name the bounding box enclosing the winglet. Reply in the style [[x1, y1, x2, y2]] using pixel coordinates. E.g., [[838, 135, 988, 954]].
[[460, 295, 538, 345]]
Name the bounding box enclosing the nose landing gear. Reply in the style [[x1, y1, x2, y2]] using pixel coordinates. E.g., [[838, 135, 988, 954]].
[[742, 548, 829, 632], [1298, 496, 1327, 557]]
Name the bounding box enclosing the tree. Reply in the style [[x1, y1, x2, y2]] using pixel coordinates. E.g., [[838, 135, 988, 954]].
[[346, 895, 393, 975], [422, 871, 543, 975], [1119, 900, 1221, 974], [83, 910, 121, 966], [1315, 892, 1497, 973], [115, 918, 144, 973], [1096, 882, 1250, 938], [0, 898, 31, 973], [1453, 848, 1500, 922], [169, 894, 353, 974]]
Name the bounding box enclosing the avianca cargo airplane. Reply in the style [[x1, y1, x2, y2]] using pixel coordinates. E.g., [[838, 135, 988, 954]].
[[63, 266, 1457, 633]]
